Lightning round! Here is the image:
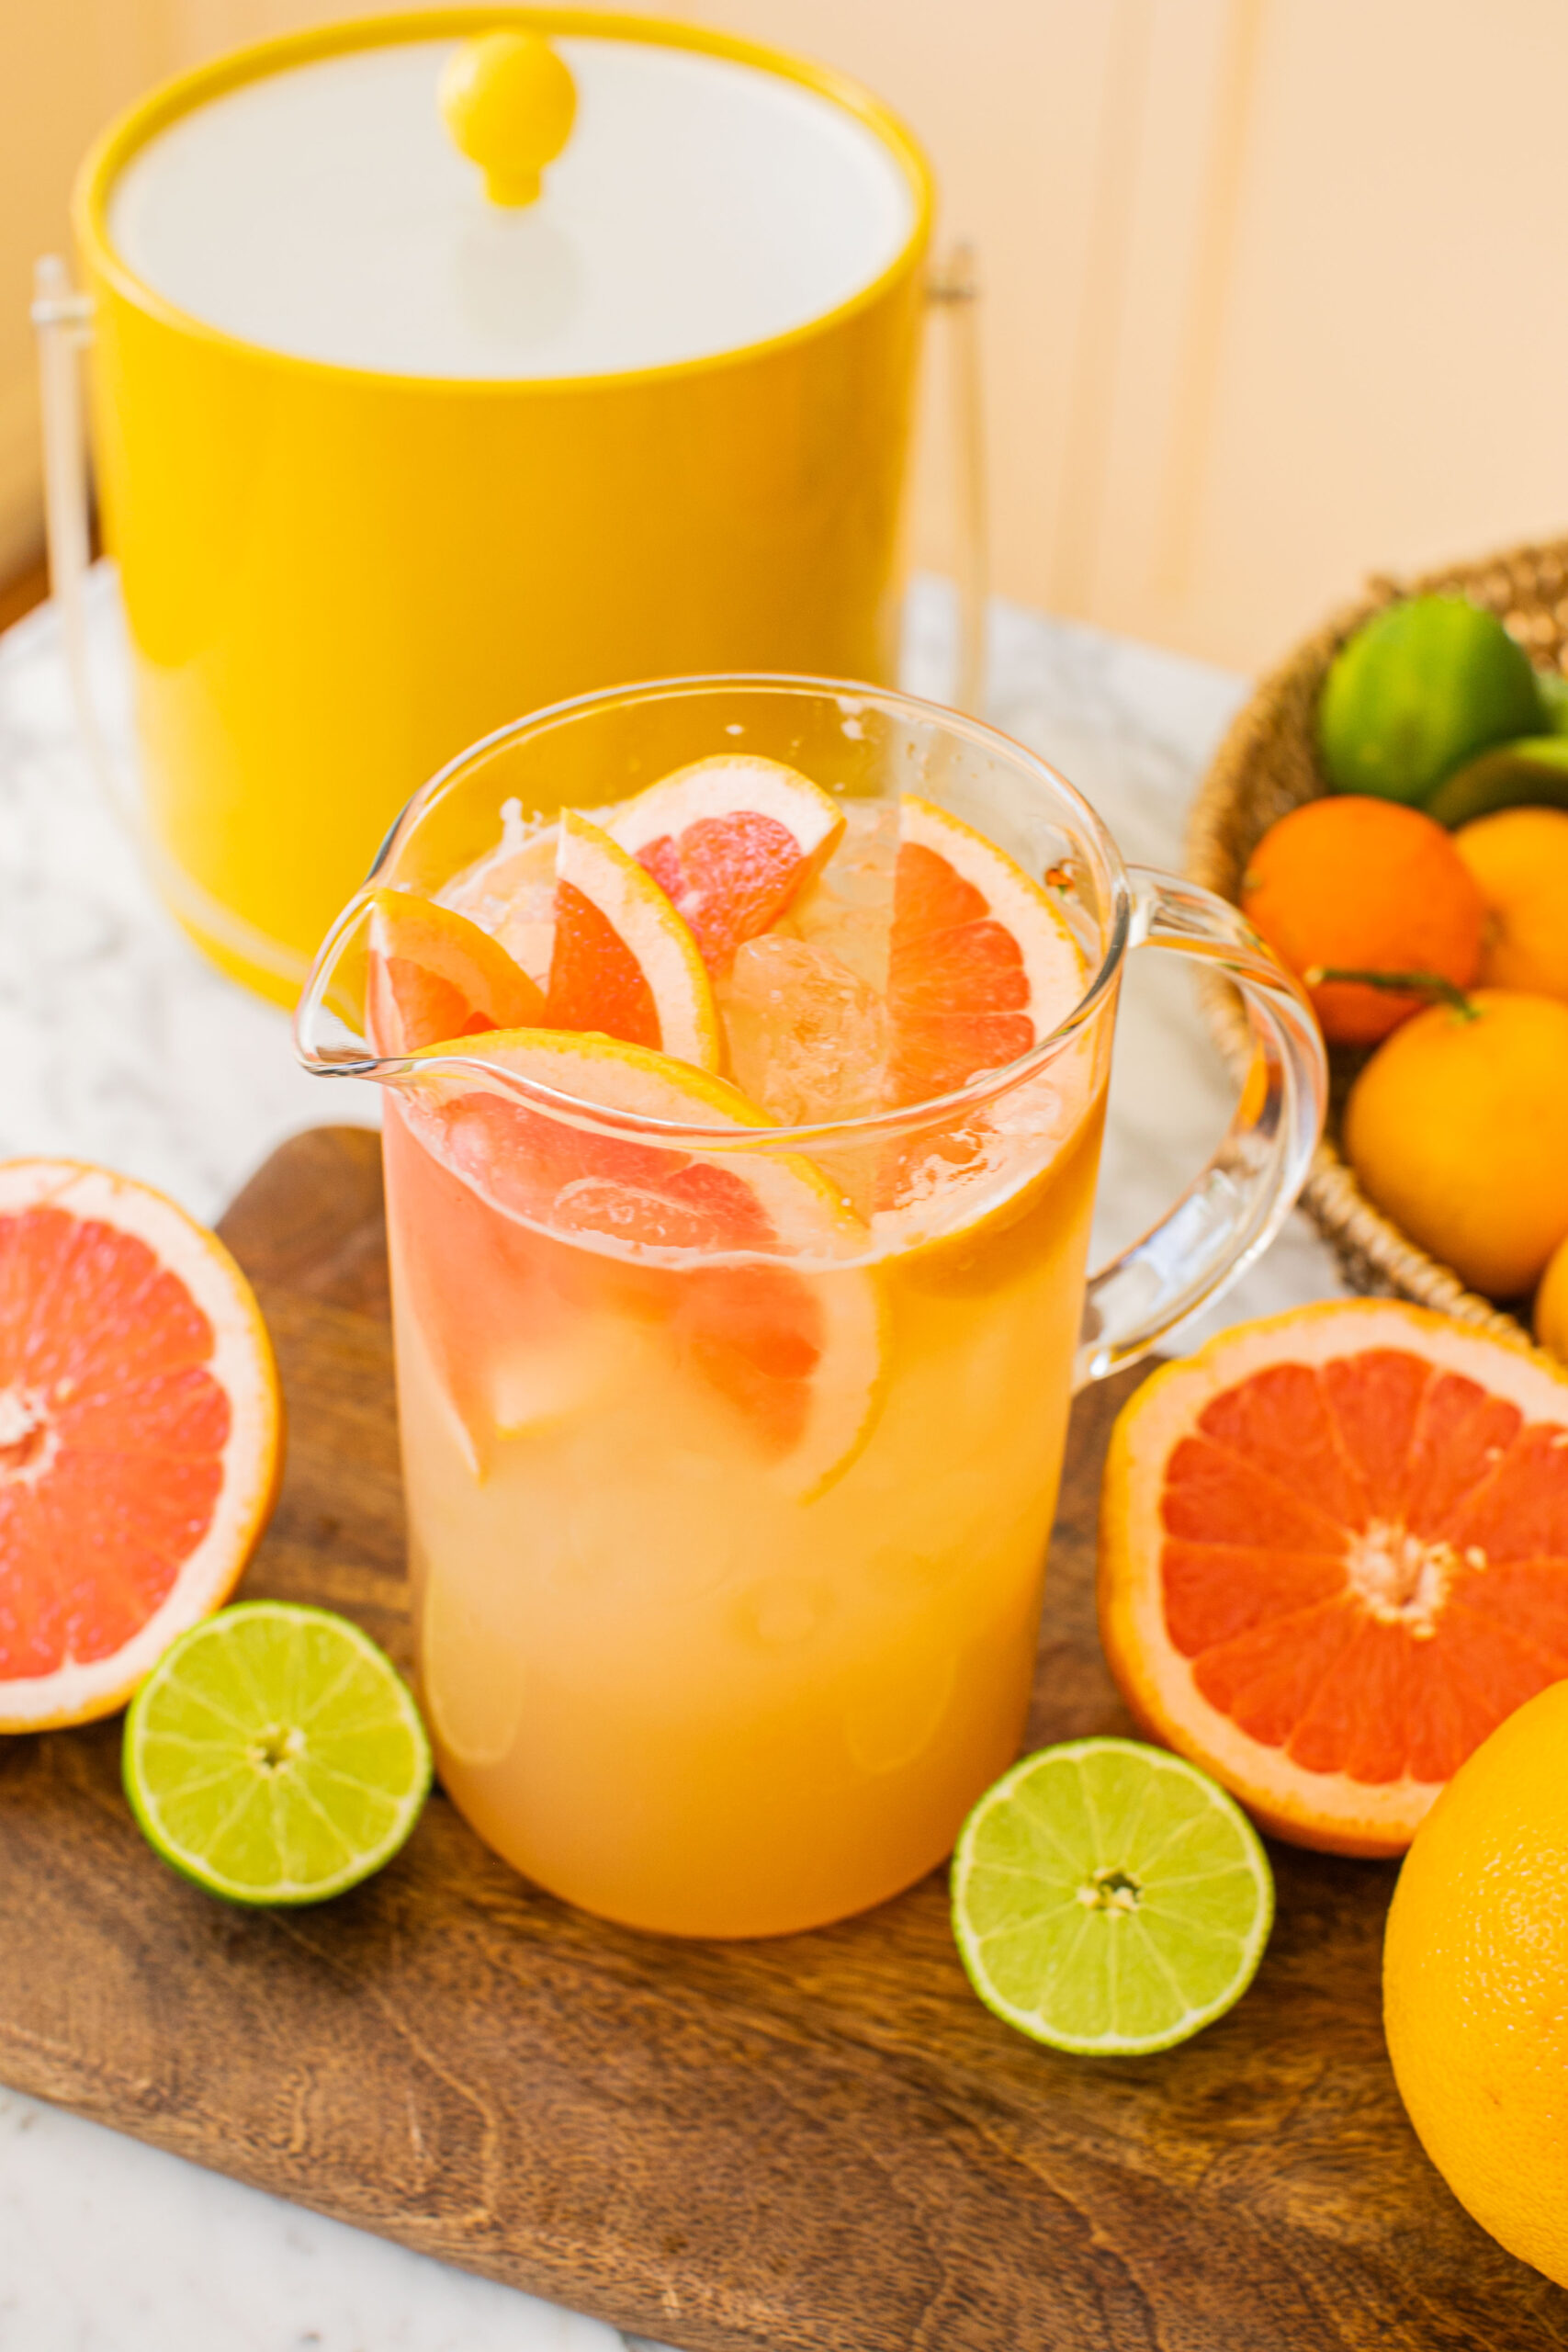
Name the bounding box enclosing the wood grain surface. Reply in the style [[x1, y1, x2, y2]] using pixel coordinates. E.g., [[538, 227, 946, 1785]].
[[2, 1125, 1562, 2352]]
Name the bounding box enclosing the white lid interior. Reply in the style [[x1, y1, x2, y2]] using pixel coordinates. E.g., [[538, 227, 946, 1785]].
[[106, 35, 919, 379]]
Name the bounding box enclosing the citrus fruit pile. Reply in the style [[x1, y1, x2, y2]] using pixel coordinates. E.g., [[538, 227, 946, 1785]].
[[1237, 596, 1568, 1336], [366, 758, 1087, 1499]]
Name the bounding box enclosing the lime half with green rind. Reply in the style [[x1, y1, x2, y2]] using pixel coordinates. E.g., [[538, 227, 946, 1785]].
[[124, 1600, 432, 1905], [1318, 595, 1544, 805], [952, 1736, 1274, 2055], [1425, 733, 1568, 828]]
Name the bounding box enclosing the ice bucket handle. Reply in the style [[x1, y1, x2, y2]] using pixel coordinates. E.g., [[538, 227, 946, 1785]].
[[926, 243, 987, 714], [30, 258, 127, 823]]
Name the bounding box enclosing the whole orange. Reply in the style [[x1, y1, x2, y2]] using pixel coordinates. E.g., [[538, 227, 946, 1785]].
[[1241, 796, 1483, 1045], [1536, 1227, 1568, 1363], [1384, 1680, 1568, 2290], [1343, 988, 1568, 1297], [1454, 804, 1568, 1000]]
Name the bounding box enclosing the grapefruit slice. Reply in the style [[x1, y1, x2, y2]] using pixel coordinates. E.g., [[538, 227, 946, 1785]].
[[0, 1160, 282, 1730], [365, 888, 544, 1054], [440, 819, 559, 989], [605, 756, 845, 973], [887, 796, 1087, 1104], [1099, 1300, 1568, 1855], [403, 1028, 885, 1499], [545, 811, 721, 1071]]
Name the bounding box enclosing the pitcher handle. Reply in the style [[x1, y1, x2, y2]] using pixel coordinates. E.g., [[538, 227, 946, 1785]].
[[926, 243, 987, 716], [1076, 867, 1327, 1385]]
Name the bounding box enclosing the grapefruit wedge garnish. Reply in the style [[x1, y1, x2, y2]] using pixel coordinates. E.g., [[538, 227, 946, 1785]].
[[1099, 1300, 1568, 1855], [545, 812, 722, 1071], [605, 755, 845, 973], [0, 1160, 282, 1730], [887, 796, 1086, 1104], [402, 1028, 885, 1499], [365, 888, 544, 1054]]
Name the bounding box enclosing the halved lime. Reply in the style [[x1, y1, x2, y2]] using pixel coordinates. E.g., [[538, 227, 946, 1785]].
[[951, 1737, 1274, 2055], [123, 1601, 432, 1905]]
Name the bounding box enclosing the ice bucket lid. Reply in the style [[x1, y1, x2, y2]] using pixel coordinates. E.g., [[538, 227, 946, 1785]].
[[96, 16, 926, 382]]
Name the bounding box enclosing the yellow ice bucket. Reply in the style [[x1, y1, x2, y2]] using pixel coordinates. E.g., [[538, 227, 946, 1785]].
[[47, 12, 933, 1004]]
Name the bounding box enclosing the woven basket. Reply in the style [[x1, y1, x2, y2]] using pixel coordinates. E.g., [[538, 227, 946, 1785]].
[[1185, 532, 1568, 1349]]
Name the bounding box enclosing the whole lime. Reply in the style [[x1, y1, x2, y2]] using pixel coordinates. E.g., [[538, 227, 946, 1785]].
[[1317, 595, 1544, 804]]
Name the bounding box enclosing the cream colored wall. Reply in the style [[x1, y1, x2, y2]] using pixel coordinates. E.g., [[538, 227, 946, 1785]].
[[6, 0, 1568, 672], [0, 0, 166, 574]]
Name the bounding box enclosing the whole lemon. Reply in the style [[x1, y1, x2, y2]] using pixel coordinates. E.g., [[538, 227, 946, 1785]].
[[1455, 804, 1568, 1000], [1384, 1682, 1568, 2289], [1537, 1228, 1568, 1363], [1319, 595, 1544, 804], [1343, 989, 1568, 1297]]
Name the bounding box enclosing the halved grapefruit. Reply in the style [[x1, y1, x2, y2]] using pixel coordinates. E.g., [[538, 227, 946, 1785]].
[[545, 812, 721, 1071], [1099, 1300, 1568, 1855], [0, 1160, 282, 1730], [402, 1029, 885, 1499], [887, 797, 1086, 1104], [605, 756, 845, 973], [365, 888, 543, 1054]]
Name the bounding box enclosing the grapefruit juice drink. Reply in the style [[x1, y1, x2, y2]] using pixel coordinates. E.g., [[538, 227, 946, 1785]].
[[384, 1046, 1107, 1940], [296, 679, 1326, 1939]]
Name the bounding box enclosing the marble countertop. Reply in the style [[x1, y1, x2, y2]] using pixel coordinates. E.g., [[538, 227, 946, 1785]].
[[0, 570, 1346, 2351]]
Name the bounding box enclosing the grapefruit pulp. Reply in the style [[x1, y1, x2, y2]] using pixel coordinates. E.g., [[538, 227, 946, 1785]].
[[1099, 1300, 1568, 1853], [0, 1160, 282, 1729], [887, 796, 1085, 1104], [365, 888, 543, 1054], [606, 755, 844, 973], [544, 812, 721, 1070]]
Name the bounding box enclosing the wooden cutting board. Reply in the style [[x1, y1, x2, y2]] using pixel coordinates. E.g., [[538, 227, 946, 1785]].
[[3, 1125, 1562, 2352]]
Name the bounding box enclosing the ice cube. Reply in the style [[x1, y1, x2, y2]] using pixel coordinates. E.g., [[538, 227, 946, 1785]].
[[718, 934, 888, 1125], [786, 798, 898, 991]]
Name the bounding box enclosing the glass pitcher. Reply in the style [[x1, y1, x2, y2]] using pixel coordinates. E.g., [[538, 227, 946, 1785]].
[[296, 676, 1325, 1939]]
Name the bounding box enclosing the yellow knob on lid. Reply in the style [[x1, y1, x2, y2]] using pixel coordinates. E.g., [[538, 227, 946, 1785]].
[[438, 30, 577, 208]]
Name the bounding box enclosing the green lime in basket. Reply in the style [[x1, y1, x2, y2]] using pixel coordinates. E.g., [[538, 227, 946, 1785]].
[[951, 1737, 1274, 2056], [124, 1600, 432, 1905], [1318, 594, 1544, 805]]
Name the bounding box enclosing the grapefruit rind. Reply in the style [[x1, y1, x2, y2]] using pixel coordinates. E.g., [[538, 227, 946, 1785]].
[[1098, 1298, 1568, 1856], [403, 1028, 886, 1501], [0, 1159, 282, 1732], [552, 811, 721, 1071], [608, 754, 843, 860]]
